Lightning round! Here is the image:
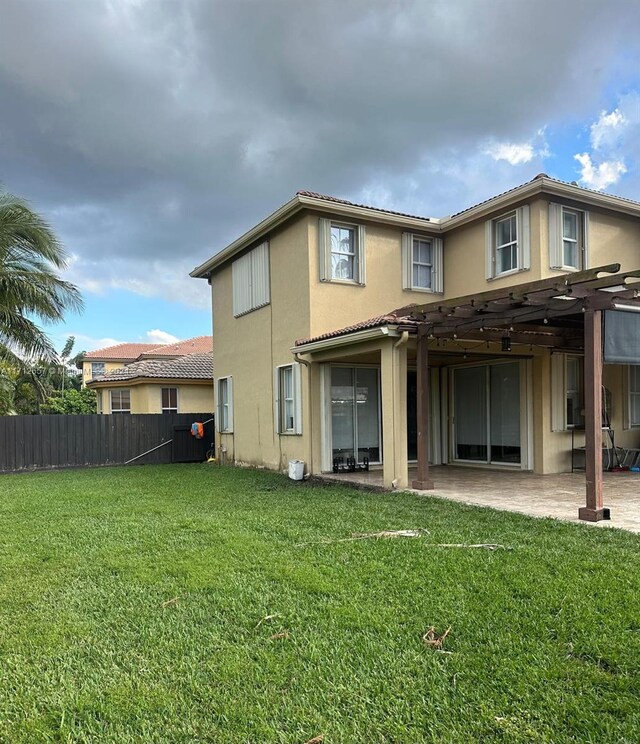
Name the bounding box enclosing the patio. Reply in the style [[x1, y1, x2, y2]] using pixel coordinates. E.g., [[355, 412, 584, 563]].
[[318, 465, 640, 533]]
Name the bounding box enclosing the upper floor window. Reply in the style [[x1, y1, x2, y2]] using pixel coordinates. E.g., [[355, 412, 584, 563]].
[[232, 242, 270, 317], [161, 387, 178, 413], [485, 205, 530, 280], [318, 218, 366, 285], [549, 203, 589, 271], [110, 389, 131, 414], [91, 362, 106, 376], [402, 233, 443, 292], [216, 376, 233, 432]]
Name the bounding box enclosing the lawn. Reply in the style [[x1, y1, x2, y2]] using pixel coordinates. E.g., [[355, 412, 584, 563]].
[[1, 465, 639, 743]]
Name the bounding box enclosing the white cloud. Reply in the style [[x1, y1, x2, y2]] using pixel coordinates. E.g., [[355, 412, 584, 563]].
[[145, 329, 180, 345], [65, 334, 124, 352], [574, 152, 627, 190], [590, 108, 627, 150], [485, 141, 535, 165]]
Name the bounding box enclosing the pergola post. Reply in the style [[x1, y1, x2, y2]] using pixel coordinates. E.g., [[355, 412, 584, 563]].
[[412, 329, 434, 490], [579, 309, 610, 522]]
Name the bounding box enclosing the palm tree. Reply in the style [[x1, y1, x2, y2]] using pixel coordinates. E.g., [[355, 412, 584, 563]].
[[0, 191, 83, 369]]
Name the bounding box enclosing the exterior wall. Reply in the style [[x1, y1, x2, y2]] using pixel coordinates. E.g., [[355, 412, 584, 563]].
[[306, 212, 443, 336], [212, 215, 310, 471], [95, 382, 214, 414]]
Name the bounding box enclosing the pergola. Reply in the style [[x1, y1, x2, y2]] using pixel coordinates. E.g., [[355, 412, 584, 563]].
[[407, 263, 640, 522]]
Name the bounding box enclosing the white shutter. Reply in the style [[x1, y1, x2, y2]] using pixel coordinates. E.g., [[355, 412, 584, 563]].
[[251, 242, 270, 309], [548, 202, 563, 269], [274, 368, 281, 434], [401, 232, 412, 289], [357, 224, 366, 285], [216, 378, 223, 432], [293, 362, 302, 434], [550, 354, 567, 432], [432, 237, 444, 293], [517, 205, 530, 271], [582, 210, 590, 269], [318, 218, 331, 281], [485, 219, 494, 279], [232, 253, 251, 316], [226, 376, 234, 433]]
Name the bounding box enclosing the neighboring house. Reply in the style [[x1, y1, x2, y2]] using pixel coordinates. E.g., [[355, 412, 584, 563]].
[[82, 343, 160, 387], [190, 174, 640, 512], [86, 353, 214, 415]]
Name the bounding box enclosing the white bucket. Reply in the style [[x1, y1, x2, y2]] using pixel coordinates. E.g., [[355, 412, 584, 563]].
[[288, 459, 305, 480]]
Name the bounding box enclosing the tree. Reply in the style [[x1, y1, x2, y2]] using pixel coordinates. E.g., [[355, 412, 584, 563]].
[[41, 388, 97, 415], [0, 190, 83, 370]]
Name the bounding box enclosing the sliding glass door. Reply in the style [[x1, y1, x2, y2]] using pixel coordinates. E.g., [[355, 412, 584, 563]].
[[453, 362, 520, 465], [331, 367, 381, 463]]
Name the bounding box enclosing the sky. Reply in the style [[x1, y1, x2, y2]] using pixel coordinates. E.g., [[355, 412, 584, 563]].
[[1, 0, 640, 354]]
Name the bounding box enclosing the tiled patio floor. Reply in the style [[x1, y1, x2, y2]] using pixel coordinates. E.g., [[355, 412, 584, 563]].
[[319, 465, 640, 533]]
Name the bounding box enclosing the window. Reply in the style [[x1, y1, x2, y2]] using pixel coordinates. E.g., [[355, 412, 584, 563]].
[[551, 354, 584, 431], [232, 242, 270, 317], [318, 218, 366, 284], [402, 234, 443, 292], [485, 205, 530, 279], [629, 366, 640, 427], [91, 362, 106, 376], [161, 387, 178, 413], [216, 376, 233, 432], [96, 391, 102, 414], [549, 203, 589, 271], [110, 389, 131, 414], [275, 363, 302, 434]]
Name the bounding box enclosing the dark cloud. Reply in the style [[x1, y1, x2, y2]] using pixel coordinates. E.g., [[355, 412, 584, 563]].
[[0, 0, 639, 304]]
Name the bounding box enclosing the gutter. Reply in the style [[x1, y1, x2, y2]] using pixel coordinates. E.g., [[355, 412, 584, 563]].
[[291, 325, 403, 355]]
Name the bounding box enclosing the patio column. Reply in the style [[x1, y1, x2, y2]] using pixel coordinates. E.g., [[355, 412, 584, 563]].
[[380, 338, 409, 489], [579, 309, 610, 521], [412, 329, 434, 490]]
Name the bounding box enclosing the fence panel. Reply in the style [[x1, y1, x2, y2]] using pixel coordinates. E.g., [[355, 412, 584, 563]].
[[0, 413, 214, 473]]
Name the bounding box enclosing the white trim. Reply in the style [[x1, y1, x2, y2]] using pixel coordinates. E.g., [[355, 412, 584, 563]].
[[549, 203, 589, 272], [216, 376, 234, 433], [161, 386, 179, 414], [274, 363, 302, 435]]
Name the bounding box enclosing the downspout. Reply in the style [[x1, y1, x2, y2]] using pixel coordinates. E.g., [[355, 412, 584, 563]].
[[294, 351, 313, 477], [393, 330, 409, 350]]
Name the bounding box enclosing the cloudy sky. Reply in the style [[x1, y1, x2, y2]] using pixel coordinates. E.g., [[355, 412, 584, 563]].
[[1, 0, 639, 352]]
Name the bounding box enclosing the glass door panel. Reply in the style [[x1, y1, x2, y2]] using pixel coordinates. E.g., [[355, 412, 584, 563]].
[[355, 368, 380, 462], [331, 367, 381, 464], [454, 366, 487, 461], [331, 367, 355, 461], [490, 363, 521, 464]]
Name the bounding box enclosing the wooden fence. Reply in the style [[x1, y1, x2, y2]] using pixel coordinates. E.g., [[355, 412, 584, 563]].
[[0, 413, 214, 473]]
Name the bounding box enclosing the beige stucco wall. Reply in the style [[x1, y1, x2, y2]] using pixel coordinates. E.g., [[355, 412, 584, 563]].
[[94, 382, 214, 415], [212, 215, 310, 471]]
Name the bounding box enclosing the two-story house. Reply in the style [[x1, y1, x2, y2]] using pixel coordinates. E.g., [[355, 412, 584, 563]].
[[191, 175, 640, 520]]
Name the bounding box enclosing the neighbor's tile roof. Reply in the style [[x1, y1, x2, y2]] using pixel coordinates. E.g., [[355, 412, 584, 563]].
[[139, 335, 213, 357], [295, 310, 419, 347], [84, 343, 160, 361], [87, 353, 213, 384], [297, 191, 432, 222]]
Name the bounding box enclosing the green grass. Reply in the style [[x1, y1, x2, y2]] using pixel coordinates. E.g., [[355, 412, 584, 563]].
[[1, 464, 640, 743]]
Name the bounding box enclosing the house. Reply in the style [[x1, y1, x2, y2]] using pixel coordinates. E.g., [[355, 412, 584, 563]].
[[82, 336, 214, 414], [190, 175, 640, 521], [86, 353, 214, 415]]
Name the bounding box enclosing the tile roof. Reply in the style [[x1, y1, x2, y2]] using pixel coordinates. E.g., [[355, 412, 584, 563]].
[[297, 191, 432, 221], [87, 353, 213, 384], [449, 173, 640, 219], [84, 343, 160, 360], [139, 335, 213, 357], [295, 310, 419, 347]]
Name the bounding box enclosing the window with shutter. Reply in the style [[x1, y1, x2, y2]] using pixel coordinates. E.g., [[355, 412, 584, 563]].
[[319, 218, 366, 284], [274, 363, 302, 434], [232, 242, 270, 317], [485, 206, 530, 280]]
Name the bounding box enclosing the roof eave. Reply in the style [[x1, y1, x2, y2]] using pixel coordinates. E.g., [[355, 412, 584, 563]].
[[292, 325, 403, 354], [190, 194, 438, 279]]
